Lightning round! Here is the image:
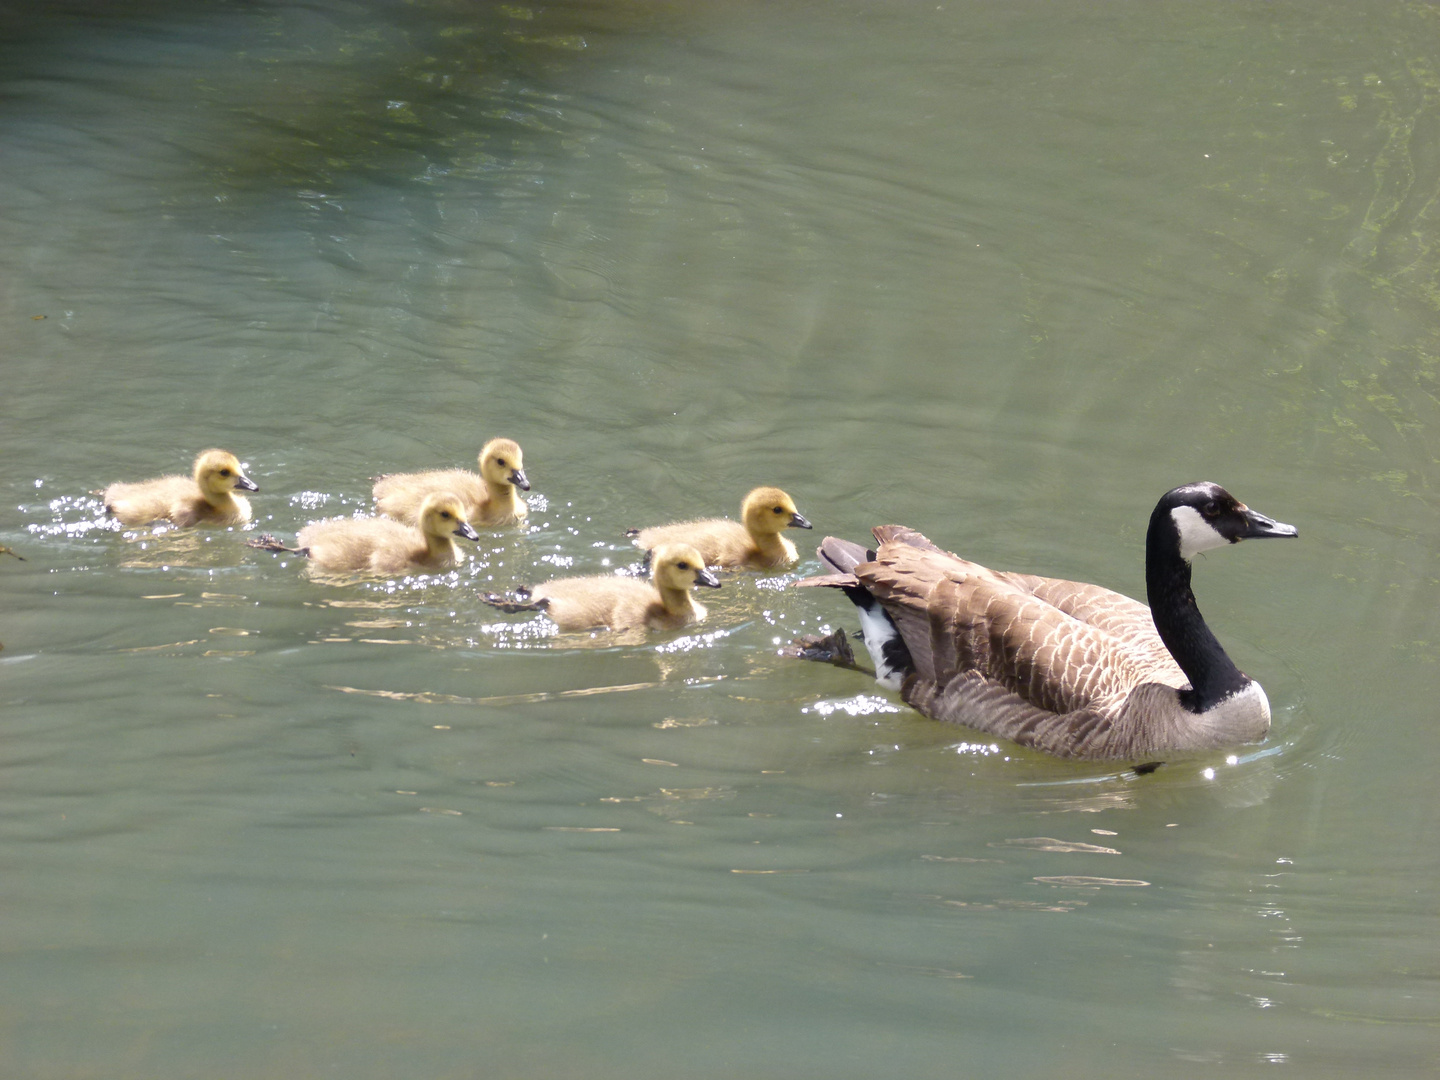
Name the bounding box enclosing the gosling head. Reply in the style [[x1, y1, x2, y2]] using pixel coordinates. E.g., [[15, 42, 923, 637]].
[[651, 544, 721, 592], [417, 492, 481, 542], [193, 449, 259, 498], [740, 486, 812, 537], [479, 438, 529, 492], [1155, 481, 1298, 562]]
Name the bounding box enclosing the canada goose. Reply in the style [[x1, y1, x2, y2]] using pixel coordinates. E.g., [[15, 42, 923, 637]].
[[627, 486, 812, 569], [483, 543, 721, 632], [788, 483, 1297, 760], [373, 437, 529, 528], [103, 449, 259, 528], [249, 492, 480, 575]]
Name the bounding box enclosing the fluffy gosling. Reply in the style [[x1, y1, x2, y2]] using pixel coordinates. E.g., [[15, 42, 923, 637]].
[[373, 437, 529, 528], [483, 543, 720, 632], [627, 486, 812, 569], [103, 449, 259, 528], [250, 492, 480, 575]]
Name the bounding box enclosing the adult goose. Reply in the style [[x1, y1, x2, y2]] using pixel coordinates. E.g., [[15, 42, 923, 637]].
[[789, 482, 1297, 760]]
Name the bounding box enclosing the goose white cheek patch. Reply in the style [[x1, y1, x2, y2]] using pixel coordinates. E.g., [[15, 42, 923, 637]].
[[1171, 505, 1230, 561]]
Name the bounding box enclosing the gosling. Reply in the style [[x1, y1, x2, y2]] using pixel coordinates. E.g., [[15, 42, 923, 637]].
[[483, 543, 720, 632], [103, 449, 259, 528], [373, 437, 529, 528], [250, 492, 480, 575], [627, 486, 812, 569]]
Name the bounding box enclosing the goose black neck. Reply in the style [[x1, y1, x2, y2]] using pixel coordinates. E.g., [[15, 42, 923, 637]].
[[1145, 509, 1250, 712]]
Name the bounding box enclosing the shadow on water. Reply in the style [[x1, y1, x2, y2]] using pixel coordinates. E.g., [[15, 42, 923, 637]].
[[0, 0, 697, 195]]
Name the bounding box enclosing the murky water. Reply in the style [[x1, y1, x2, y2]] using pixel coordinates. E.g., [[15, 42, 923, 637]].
[[2, 1, 1438, 1076]]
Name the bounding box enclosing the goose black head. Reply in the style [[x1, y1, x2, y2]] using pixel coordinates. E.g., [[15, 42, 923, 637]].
[[1156, 481, 1298, 562]]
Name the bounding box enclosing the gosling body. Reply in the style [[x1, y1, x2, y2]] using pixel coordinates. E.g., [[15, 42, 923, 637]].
[[103, 449, 259, 528], [485, 543, 720, 632], [629, 486, 812, 569], [284, 492, 481, 575], [374, 437, 529, 528], [793, 483, 1297, 761]]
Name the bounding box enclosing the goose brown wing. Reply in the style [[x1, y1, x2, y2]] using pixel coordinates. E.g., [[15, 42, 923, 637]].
[[995, 572, 1180, 676], [855, 536, 1182, 713]]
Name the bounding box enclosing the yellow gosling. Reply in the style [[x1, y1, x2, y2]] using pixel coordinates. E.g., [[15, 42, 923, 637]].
[[374, 437, 529, 528], [257, 492, 480, 575], [484, 543, 720, 632], [628, 486, 812, 569], [103, 449, 259, 528]]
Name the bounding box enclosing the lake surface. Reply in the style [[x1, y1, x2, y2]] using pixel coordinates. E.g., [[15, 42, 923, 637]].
[[2, 1, 1438, 1076]]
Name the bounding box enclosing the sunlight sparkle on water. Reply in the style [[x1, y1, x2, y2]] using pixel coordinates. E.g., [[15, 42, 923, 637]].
[[951, 742, 1004, 757], [26, 495, 119, 537], [803, 695, 904, 718], [654, 627, 732, 654]]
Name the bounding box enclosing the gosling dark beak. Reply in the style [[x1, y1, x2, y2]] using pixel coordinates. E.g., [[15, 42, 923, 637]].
[[695, 566, 722, 589], [790, 511, 812, 530], [456, 521, 481, 542], [1239, 507, 1297, 541], [235, 475, 260, 493], [510, 469, 531, 492]]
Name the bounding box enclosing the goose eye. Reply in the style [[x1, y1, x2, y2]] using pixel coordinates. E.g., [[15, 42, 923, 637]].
[[1202, 501, 1219, 518]]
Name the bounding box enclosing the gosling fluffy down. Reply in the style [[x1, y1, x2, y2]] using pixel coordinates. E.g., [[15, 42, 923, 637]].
[[276, 492, 481, 575], [103, 449, 259, 528], [374, 437, 530, 528], [628, 486, 812, 569], [484, 543, 720, 632]]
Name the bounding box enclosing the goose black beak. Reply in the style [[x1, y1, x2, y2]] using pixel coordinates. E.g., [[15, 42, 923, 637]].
[[695, 566, 722, 589], [235, 476, 260, 492], [456, 521, 481, 542], [1240, 508, 1297, 541], [790, 511, 813, 530], [510, 469, 531, 492]]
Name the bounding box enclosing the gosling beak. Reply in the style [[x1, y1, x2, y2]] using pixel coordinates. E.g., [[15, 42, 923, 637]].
[[235, 475, 260, 492], [455, 521, 481, 542], [789, 511, 813, 530], [695, 566, 722, 589], [509, 468, 531, 492], [1239, 507, 1298, 541]]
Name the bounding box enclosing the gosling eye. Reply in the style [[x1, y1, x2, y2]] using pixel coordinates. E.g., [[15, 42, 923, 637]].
[[496, 459, 507, 468], [676, 561, 690, 571], [772, 506, 785, 514], [219, 469, 232, 477]]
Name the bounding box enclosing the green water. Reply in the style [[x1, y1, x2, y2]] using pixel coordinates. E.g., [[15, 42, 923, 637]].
[[2, 1, 1438, 1076]]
